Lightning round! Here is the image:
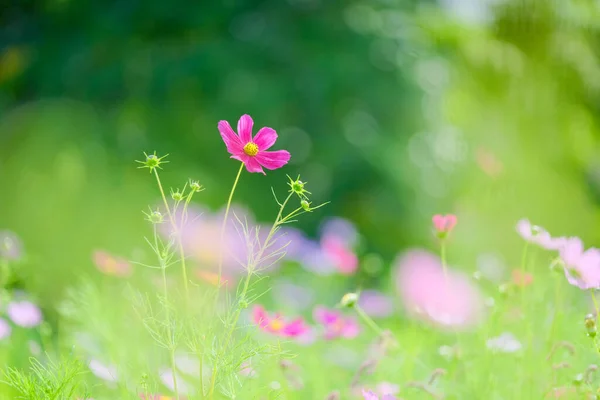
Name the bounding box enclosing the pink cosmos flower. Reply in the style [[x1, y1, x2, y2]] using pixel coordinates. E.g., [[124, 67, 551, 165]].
[[362, 389, 397, 400], [558, 237, 600, 290], [313, 306, 360, 340], [92, 250, 132, 277], [394, 249, 484, 330], [139, 395, 187, 400], [320, 218, 360, 275], [0, 318, 11, 339], [163, 205, 288, 277], [7, 301, 42, 328], [432, 214, 457, 238], [252, 305, 310, 338], [218, 114, 290, 174], [515, 219, 564, 250]]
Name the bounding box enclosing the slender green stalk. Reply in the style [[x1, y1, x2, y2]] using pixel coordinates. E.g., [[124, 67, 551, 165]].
[[209, 192, 294, 398], [199, 354, 205, 399], [155, 225, 180, 400], [354, 304, 385, 337], [440, 240, 448, 277], [218, 162, 245, 281], [153, 168, 190, 299]]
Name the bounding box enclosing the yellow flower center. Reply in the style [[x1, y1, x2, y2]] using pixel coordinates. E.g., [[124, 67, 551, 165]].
[[270, 319, 284, 331], [243, 142, 259, 156]]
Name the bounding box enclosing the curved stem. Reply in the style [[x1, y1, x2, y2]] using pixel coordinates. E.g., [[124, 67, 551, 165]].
[[218, 162, 245, 281], [354, 304, 384, 337]]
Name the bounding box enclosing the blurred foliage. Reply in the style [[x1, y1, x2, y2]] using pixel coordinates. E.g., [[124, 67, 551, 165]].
[[3, 0, 600, 300], [0, 0, 424, 303]]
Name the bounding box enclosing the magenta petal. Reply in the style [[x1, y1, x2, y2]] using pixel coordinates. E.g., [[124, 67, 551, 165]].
[[255, 150, 291, 170], [253, 127, 278, 151], [218, 121, 243, 155], [237, 114, 254, 144], [244, 157, 265, 174]]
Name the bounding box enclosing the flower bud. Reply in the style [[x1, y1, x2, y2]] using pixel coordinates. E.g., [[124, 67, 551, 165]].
[[340, 292, 359, 308], [301, 200, 311, 212], [585, 314, 597, 338], [145, 210, 164, 225], [171, 190, 184, 201], [189, 180, 204, 193]]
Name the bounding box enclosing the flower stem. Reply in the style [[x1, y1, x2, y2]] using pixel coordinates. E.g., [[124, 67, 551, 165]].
[[440, 239, 448, 277], [155, 225, 180, 400], [354, 304, 385, 337], [153, 168, 189, 300], [209, 191, 294, 399], [218, 162, 245, 281]]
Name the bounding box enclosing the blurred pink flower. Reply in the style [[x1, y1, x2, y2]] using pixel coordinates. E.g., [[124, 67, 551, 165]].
[[394, 249, 484, 330], [432, 214, 457, 238], [92, 250, 132, 277], [558, 237, 600, 290], [313, 306, 360, 340], [88, 359, 118, 382], [320, 218, 360, 275], [0, 230, 23, 261], [252, 305, 310, 338], [218, 114, 290, 174], [0, 318, 11, 339], [7, 301, 42, 328], [358, 290, 394, 318], [139, 395, 186, 400], [164, 205, 289, 277], [362, 389, 397, 400], [515, 219, 564, 250]]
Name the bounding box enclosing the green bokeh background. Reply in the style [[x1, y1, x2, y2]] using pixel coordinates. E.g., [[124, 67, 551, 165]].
[[2, 0, 600, 305]]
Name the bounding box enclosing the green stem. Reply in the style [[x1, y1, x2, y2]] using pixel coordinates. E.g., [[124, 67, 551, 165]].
[[354, 304, 385, 337], [153, 168, 190, 300], [218, 162, 245, 281], [155, 225, 180, 400], [209, 192, 294, 398], [440, 240, 448, 277], [199, 354, 205, 399]]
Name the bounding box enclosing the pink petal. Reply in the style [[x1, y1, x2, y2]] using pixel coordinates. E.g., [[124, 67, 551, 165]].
[[432, 215, 445, 232], [445, 214, 457, 231], [253, 305, 270, 329], [237, 114, 254, 144], [340, 318, 360, 338], [253, 127, 278, 151], [244, 157, 265, 174], [282, 318, 309, 337], [218, 120, 243, 155], [255, 150, 291, 170]]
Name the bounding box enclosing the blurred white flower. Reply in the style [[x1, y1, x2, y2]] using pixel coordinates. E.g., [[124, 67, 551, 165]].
[[486, 332, 522, 353]]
